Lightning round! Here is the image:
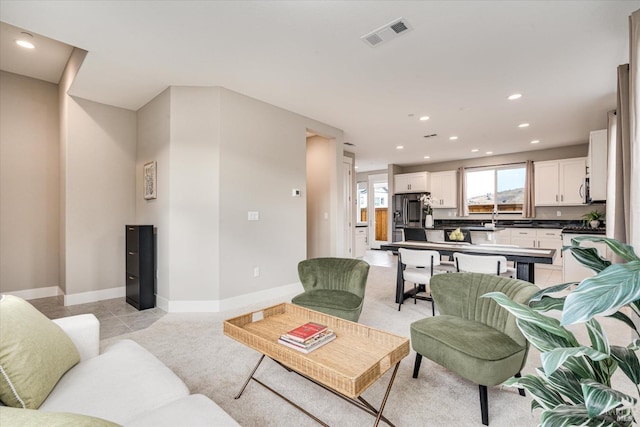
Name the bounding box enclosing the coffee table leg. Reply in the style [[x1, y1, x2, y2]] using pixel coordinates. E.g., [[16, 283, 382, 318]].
[[372, 362, 401, 427], [234, 354, 265, 399]]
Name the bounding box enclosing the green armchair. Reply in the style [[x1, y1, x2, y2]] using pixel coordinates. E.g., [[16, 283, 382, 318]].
[[291, 258, 370, 322], [410, 273, 539, 426]]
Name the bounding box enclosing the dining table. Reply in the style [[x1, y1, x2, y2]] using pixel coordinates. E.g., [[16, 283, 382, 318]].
[[379, 241, 556, 305]]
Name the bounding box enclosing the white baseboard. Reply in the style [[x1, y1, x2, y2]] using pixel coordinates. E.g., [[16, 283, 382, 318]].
[[160, 282, 303, 313], [2, 286, 63, 300], [64, 286, 125, 306]]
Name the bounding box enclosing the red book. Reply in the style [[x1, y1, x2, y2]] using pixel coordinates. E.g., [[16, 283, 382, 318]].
[[285, 322, 328, 343]]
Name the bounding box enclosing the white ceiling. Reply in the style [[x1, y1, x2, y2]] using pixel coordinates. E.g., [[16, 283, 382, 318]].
[[1, 1, 637, 172]]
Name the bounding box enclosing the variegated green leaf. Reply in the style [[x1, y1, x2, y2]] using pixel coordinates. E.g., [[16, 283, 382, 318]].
[[586, 319, 609, 355], [541, 346, 609, 376], [610, 345, 640, 385], [607, 310, 639, 335], [541, 403, 618, 427], [529, 283, 576, 303], [582, 379, 638, 418], [561, 261, 640, 325], [564, 245, 611, 274], [484, 292, 578, 344], [504, 374, 566, 410], [544, 367, 586, 404], [570, 236, 640, 263], [531, 296, 566, 312], [517, 319, 576, 353]]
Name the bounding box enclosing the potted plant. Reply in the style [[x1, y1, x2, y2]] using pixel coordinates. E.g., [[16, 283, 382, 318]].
[[486, 236, 640, 426], [582, 210, 606, 228]]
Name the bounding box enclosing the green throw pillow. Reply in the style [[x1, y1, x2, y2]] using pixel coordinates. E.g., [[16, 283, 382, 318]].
[[0, 406, 121, 427], [0, 295, 80, 409]]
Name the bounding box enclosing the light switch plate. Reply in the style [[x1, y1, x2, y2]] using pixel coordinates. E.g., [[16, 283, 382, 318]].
[[248, 211, 259, 221]]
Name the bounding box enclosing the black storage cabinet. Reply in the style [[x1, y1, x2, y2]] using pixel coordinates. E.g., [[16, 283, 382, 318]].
[[125, 225, 155, 310]]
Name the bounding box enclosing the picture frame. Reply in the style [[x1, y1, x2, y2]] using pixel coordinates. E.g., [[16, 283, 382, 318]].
[[143, 161, 157, 200]]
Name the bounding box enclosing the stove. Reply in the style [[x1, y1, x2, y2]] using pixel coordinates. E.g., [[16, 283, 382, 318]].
[[561, 226, 606, 235]]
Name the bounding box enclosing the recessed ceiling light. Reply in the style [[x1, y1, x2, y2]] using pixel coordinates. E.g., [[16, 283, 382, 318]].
[[354, 166, 359, 169], [396, 145, 404, 150], [419, 116, 429, 121], [449, 136, 458, 141], [486, 151, 493, 155], [518, 123, 530, 128], [471, 149, 479, 152], [15, 39, 35, 49], [15, 32, 35, 49], [423, 156, 430, 159], [508, 93, 522, 100], [530, 140, 540, 144]]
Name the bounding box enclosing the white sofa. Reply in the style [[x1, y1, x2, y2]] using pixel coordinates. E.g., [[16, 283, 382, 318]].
[[3, 312, 239, 426]]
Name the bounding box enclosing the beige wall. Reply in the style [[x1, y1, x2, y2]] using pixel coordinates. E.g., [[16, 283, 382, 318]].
[[62, 95, 137, 303], [59, 48, 137, 304], [136, 88, 171, 302], [137, 86, 344, 311], [0, 71, 60, 294], [2, 70, 344, 309]]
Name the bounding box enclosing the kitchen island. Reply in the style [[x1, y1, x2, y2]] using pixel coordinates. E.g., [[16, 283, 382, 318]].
[[380, 241, 555, 305]]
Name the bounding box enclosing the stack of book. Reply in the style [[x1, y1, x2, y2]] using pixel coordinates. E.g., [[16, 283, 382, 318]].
[[278, 321, 336, 354]]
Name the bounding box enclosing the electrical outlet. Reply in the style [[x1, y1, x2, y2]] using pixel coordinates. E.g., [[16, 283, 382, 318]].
[[556, 210, 562, 217], [253, 267, 260, 277]]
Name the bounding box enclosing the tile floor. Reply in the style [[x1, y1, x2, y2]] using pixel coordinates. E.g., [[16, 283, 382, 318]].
[[30, 295, 166, 340], [31, 250, 563, 340]]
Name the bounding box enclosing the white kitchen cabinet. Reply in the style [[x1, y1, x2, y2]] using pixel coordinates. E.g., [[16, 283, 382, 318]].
[[395, 172, 429, 193], [510, 229, 536, 248], [536, 229, 562, 268], [534, 158, 587, 206], [510, 228, 562, 268], [588, 129, 607, 202], [429, 170, 457, 208], [494, 229, 511, 245], [563, 233, 609, 283], [355, 227, 368, 258]]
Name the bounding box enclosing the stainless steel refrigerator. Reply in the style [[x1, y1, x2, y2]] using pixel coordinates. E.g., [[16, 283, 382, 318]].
[[393, 193, 427, 230]]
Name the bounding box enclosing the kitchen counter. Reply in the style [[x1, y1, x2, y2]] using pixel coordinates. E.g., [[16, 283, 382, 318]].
[[433, 225, 506, 232], [434, 219, 583, 230]]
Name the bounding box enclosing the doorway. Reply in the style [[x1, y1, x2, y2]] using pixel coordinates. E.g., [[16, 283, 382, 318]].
[[368, 174, 389, 249]]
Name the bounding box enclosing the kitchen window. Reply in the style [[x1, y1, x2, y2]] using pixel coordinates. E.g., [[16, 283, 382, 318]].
[[465, 164, 526, 213]]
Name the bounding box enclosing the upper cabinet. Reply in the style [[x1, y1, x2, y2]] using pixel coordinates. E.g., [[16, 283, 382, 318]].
[[535, 158, 587, 206], [429, 170, 457, 208], [394, 172, 429, 193], [588, 129, 607, 202]]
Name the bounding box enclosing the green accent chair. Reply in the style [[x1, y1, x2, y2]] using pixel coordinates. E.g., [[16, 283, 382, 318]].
[[291, 258, 370, 322], [410, 273, 538, 426]]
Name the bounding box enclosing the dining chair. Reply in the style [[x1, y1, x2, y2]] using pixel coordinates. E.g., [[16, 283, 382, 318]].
[[453, 253, 516, 278], [397, 248, 444, 314]]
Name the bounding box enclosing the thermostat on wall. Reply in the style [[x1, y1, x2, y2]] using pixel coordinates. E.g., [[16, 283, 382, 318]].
[[292, 189, 301, 197]]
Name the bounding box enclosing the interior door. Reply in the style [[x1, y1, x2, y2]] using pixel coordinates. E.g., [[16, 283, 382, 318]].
[[368, 174, 389, 249]]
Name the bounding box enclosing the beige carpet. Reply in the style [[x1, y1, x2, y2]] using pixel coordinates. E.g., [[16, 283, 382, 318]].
[[101, 265, 637, 426]]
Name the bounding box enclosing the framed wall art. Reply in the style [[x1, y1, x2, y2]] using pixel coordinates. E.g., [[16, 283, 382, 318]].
[[143, 161, 157, 200]]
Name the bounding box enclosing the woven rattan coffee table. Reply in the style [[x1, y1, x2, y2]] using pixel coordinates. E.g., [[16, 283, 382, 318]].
[[224, 303, 410, 426]]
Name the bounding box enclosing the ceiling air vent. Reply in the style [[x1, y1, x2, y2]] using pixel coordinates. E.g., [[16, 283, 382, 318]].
[[423, 134, 438, 138], [361, 17, 412, 48]]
